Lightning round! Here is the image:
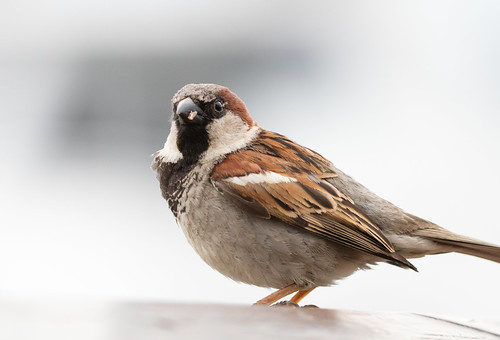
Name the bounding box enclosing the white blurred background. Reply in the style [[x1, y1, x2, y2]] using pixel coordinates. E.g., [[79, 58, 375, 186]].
[[1, 0, 499, 319]]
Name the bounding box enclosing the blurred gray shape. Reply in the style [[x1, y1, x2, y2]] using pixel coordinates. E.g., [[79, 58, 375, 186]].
[[52, 49, 315, 162]]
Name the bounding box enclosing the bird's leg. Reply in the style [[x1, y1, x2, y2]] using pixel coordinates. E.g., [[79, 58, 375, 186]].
[[253, 284, 299, 306], [289, 288, 315, 304]]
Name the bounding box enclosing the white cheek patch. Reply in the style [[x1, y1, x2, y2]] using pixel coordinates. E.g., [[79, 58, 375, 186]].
[[155, 121, 183, 163], [201, 113, 260, 163], [225, 172, 297, 186]]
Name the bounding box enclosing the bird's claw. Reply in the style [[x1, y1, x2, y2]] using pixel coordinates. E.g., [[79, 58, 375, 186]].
[[271, 301, 320, 308]]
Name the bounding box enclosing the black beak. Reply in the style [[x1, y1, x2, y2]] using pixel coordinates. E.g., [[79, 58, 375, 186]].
[[176, 97, 206, 125]]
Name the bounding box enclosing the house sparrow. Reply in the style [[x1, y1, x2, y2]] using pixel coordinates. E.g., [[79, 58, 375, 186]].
[[152, 83, 500, 306]]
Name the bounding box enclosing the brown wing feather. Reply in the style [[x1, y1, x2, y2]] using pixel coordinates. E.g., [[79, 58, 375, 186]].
[[211, 130, 416, 270]]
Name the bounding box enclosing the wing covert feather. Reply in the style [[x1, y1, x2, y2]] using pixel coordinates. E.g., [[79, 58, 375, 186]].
[[211, 131, 416, 270]]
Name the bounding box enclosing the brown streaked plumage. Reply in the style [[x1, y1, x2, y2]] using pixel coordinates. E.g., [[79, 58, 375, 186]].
[[153, 83, 500, 307], [211, 132, 416, 270]]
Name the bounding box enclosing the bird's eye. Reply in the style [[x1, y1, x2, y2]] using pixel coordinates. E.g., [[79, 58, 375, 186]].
[[213, 100, 224, 113]]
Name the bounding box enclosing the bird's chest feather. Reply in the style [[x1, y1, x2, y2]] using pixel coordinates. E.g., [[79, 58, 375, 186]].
[[156, 160, 223, 227], [155, 160, 361, 288], [159, 163, 247, 270], [156, 160, 209, 217]]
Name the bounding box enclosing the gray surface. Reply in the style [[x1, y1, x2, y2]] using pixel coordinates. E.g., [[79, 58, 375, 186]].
[[1, 302, 499, 340]]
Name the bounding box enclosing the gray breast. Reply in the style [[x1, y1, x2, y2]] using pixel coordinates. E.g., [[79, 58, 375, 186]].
[[175, 168, 370, 289]]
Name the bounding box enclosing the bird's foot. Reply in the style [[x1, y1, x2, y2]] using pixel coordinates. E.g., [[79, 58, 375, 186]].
[[253, 285, 317, 307], [272, 300, 300, 308], [272, 301, 320, 308]]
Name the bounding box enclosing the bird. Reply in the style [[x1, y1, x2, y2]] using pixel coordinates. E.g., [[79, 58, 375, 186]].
[[152, 83, 500, 306]]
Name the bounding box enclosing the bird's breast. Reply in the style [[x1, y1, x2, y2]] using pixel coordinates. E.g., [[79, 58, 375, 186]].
[[169, 171, 367, 289]]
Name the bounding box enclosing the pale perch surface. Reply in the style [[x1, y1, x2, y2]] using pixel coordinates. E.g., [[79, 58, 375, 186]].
[[1, 302, 499, 340]]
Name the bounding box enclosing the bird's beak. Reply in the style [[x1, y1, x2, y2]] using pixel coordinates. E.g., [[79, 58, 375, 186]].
[[176, 97, 206, 125]]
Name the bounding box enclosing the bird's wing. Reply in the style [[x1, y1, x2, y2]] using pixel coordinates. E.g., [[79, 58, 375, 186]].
[[211, 131, 416, 270]]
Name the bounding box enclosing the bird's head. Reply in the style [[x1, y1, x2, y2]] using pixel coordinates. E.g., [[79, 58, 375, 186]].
[[166, 84, 260, 165]]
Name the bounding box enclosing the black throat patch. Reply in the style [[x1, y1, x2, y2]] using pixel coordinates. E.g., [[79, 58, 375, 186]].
[[175, 121, 209, 165]]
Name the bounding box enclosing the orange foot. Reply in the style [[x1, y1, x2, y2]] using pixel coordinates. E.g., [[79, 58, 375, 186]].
[[253, 284, 316, 307]]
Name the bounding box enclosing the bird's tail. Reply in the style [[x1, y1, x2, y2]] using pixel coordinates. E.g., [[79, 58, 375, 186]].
[[413, 228, 500, 263]]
